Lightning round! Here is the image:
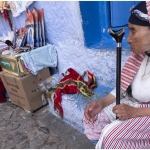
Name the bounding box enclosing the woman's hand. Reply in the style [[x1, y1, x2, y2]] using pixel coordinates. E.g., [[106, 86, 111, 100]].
[[84, 100, 103, 123], [113, 104, 137, 120], [84, 94, 116, 122]]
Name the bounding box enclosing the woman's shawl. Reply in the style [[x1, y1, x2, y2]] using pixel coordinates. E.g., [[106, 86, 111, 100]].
[[121, 53, 145, 92]]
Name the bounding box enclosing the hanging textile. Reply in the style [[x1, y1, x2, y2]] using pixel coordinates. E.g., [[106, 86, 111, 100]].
[[0, 1, 12, 30], [8, 1, 33, 17]]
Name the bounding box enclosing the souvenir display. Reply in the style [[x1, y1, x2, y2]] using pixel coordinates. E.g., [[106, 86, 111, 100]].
[[24, 8, 45, 49], [16, 28, 27, 48], [12, 26, 17, 49], [38, 8, 45, 46], [0, 7, 47, 75], [32, 7, 39, 48], [25, 9, 34, 49], [38, 9, 42, 47], [0, 6, 58, 116]]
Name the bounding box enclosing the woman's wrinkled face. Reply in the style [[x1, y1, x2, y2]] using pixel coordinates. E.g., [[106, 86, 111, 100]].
[[127, 23, 150, 54]]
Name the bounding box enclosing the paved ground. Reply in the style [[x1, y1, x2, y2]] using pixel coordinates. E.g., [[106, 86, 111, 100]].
[[0, 100, 95, 149]]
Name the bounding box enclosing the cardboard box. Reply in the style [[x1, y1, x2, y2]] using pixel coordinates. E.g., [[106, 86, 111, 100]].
[[0, 68, 50, 112], [0, 55, 30, 77]]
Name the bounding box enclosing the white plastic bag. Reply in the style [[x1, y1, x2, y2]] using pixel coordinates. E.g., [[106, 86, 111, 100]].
[[38, 74, 62, 91]]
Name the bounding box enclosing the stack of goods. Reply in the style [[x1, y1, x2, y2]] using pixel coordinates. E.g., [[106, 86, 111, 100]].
[[0, 7, 58, 113], [0, 7, 45, 56], [14, 7, 45, 53], [0, 7, 57, 77]]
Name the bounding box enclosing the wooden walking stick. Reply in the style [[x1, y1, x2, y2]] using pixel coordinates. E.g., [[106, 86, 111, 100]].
[[109, 28, 125, 119]]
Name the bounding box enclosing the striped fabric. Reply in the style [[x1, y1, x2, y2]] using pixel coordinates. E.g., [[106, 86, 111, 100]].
[[121, 53, 145, 92], [19, 44, 57, 75], [97, 104, 150, 149], [103, 117, 150, 149]]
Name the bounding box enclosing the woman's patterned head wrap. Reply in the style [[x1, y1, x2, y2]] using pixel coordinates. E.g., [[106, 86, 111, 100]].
[[128, 1, 150, 26]]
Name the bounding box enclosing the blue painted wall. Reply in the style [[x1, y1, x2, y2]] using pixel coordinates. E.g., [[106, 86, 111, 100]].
[[79, 1, 139, 50]]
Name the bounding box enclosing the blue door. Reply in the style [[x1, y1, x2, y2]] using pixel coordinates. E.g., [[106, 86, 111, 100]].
[[110, 1, 139, 27], [79, 1, 139, 49]]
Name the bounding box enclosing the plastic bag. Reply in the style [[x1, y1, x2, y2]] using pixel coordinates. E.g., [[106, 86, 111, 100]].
[[38, 74, 62, 91]]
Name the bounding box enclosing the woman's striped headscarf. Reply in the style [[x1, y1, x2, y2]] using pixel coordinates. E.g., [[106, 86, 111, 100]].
[[129, 1, 150, 26]]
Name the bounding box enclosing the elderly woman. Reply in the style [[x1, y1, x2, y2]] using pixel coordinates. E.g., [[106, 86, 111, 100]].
[[83, 1, 150, 149]]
